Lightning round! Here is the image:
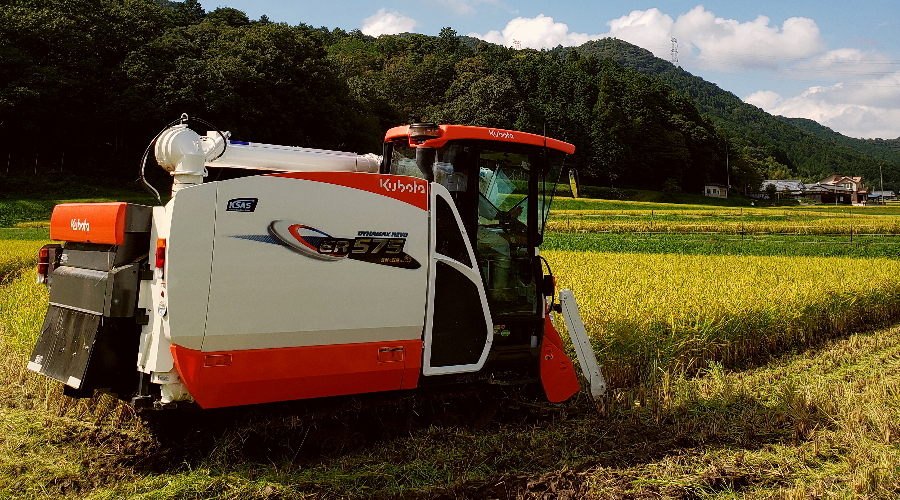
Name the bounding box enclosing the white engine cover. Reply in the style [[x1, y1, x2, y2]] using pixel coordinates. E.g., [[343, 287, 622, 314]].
[[165, 173, 429, 352]]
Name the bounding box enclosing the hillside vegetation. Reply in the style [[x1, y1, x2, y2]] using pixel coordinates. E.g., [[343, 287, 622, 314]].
[[3, 0, 897, 197], [783, 117, 900, 165], [570, 39, 900, 189]]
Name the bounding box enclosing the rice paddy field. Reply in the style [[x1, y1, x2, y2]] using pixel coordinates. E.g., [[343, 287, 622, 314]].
[[549, 199, 900, 235], [2, 195, 900, 498]]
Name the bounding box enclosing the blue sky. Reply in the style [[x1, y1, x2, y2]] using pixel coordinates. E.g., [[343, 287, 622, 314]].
[[200, 1, 900, 140]]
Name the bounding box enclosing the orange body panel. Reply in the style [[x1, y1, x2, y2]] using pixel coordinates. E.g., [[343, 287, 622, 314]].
[[539, 315, 580, 403], [171, 340, 423, 409], [49, 203, 128, 245], [268, 171, 429, 211], [384, 124, 576, 154]]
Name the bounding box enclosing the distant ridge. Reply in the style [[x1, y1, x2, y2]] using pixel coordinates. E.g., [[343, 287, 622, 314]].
[[781, 117, 900, 163], [568, 38, 899, 186]]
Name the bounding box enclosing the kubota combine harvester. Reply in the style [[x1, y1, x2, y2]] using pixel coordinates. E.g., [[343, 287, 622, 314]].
[[28, 116, 605, 410]]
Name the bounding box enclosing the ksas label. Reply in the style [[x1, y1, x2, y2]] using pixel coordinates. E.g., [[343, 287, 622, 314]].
[[226, 198, 258, 212]]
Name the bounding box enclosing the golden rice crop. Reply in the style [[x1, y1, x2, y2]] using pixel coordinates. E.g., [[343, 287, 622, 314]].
[[551, 207, 890, 217], [544, 250, 900, 390], [0, 240, 49, 355], [548, 209, 900, 235], [0, 240, 45, 285], [4, 236, 900, 414], [0, 269, 47, 357]]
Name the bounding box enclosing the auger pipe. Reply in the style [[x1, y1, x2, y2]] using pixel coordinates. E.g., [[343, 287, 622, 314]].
[[211, 141, 381, 174], [154, 125, 380, 194]]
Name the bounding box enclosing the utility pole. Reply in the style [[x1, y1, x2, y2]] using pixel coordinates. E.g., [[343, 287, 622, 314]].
[[0, 122, 5, 174]]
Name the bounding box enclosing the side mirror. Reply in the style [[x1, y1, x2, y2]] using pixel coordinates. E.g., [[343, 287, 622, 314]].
[[568, 169, 580, 199]]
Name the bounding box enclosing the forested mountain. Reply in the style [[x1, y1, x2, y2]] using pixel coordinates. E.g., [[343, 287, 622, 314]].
[[571, 39, 900, 189], [1, 0, 896, 194], [782, 117, 900, 164]]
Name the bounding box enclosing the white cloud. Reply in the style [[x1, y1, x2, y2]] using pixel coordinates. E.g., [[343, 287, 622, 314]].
[[673, 7, 824, 70], [360, 9, 417, 37], [467, 6, 825, 66], [594, 6, 825, 70], [792, 49, 897, 93], [745, 73, 900, 139], [468, 14, 599, 49], [468, 6, 900, 138], [604, 8, 674, 57], [744, 90, 783, 110]]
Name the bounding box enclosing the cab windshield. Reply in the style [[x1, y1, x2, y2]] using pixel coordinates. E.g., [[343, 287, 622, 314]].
[[388, 139, 566, 317], [388, 140, 565, 236]]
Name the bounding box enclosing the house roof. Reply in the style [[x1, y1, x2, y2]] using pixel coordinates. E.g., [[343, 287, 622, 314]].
[[762, 179, 805, 192], [820, 175, 864, 186], [805, 183, 852, 193]]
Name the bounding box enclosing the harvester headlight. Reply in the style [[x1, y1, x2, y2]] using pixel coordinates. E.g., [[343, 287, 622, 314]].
[[408, 122, 441, 144]]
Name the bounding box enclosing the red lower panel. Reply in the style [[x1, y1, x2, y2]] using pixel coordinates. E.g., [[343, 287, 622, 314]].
[[171, 340, 423, 409], [540, 315, 580, 403], [400, 341, 422, 390]]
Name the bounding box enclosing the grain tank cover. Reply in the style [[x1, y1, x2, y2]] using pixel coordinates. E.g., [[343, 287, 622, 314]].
[[50, 203, 152, 246]]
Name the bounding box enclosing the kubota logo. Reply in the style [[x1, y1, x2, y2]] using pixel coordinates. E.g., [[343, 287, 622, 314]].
[[267, 219, 420, 269], [488, 130, 514, 139], [379, 178, 426, 194], [70, 219, 90, 232]]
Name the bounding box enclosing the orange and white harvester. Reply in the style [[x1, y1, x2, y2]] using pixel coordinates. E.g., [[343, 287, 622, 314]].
[[29, 117, 605, 410]]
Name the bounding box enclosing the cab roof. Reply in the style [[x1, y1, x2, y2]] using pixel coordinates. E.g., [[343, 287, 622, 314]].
[[384, 124, 575, 155]]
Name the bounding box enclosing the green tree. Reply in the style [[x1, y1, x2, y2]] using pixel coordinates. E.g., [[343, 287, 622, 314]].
[[122, 21, 379, 151], [204, 7, 250, 27], [170, 0, 205, 26], [438, 27, 463, 55], [763, 156, 793, 179], [437, 73, 520, 126], [728, 151, 765, 195], [0, 0, 172, 173]]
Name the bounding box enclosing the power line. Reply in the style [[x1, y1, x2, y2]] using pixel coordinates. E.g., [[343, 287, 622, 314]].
[[689, 68, 900, 87], [691, 58, 900, 74], [639, 43, 900, 65], [692, 48, 900, 64], [670, 37, 679, 66], [611, 41, 900, 87]]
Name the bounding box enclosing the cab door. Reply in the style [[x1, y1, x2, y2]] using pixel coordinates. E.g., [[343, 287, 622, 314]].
[[422, 184, 493, 375]]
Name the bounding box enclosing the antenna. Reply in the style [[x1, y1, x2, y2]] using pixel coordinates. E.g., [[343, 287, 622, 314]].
[[670, 37, 679, 66], [512, 40, 522, 50]]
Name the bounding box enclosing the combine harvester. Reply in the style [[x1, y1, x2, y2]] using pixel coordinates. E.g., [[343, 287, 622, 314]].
[[28, 116, 605, 412]]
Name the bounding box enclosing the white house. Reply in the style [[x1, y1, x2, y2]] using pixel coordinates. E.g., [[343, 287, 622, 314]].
[[704, 183, 727, 198]]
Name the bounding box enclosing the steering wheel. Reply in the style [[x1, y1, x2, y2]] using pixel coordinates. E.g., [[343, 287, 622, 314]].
[[479, 194, 527, 235]]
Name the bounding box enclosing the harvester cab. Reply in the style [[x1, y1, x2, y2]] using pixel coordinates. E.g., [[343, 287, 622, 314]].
[[28, 118, 604, 411]]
